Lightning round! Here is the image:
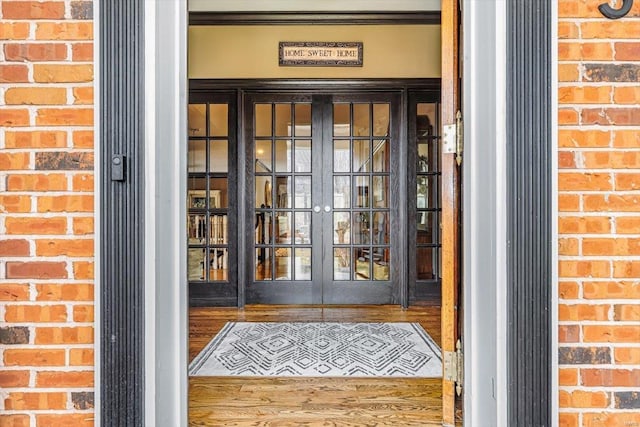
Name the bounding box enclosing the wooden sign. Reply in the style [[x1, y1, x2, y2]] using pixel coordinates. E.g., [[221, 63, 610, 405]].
[[279, 42, 363, 67]]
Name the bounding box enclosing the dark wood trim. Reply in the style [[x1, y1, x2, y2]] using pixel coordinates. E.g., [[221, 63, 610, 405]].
[[190, 79, 441, 93], [507, 0, 552, 425], [100, 0, 145, 425], [189, 11, 441, 26]]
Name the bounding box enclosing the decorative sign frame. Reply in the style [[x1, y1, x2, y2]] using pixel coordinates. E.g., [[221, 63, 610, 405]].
[[279, 42, 363, 67]]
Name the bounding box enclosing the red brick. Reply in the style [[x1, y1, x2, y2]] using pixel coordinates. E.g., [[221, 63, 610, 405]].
[[73, 217, 94, 235], [36, 239, 94, 257], [69, 348, 94, 366], [0, 370, 30, 388], [0, 22, 30, 40], [614, 87, 640, 105], [37, 195, 93, 213], [559, 0, 640, 18], [582, 108, 640, 126], [583, 281, 640, 299], [36, 371, 94, 387], [582, 413, 640, 427], [583, 238, 640, 256], [0, 153, 30, 170], [558, 86, 611, 104], [4, 43, 67, 62], [616, 173, 640, 191], [558, 151, 576, 168], [34, 64, 93, 83], [73, 130, 94, 148], [615, 42, 640, 61], [4, 392, 66, 411], [73, 261, 94, 280], [6, 262, 68, 280], [36, 414, 94, 427], [558, 130, 610, 148], [73, 305, 94, 322], [584, 195, 640, 212], [36, 284, 93, 302], [559, 412, 578, 427], [581, 368, 640, 387], [581, 151, 640, 169], [583, 325, 640, 343], [559, 194, 580, 212], [0, 284, 30, 302], [558, 64, 580, 82], [5, 217, 67, 235], [615, 348, 640, 365], [36, 22, 93, 40], [36, 108, 94, 126], [0, 109, 30, 127], [558, 173, 612, 191], [559, 390, 609, 408], [4, 305, 67, 323], [559, 108, 579, 125], [614, 304, 640, 321], [616, 217, 640, 234], [558, 42, 613, 61], [5, 131, 68, 149], [4, 349, 65, 367], [559, 325, 580, 343], [5, 87, 67, 105], [0, 195, 32, 213], [72, 173, 94, 192], [558, 21, 579, 39], [613, 261, 640, 278], [72, 42, 93, 61], [559, 281, 580, 299], [73, 86, 93, 104], [558, 304, 610, 321], [582, 21, 640, 39], [613, 130, 640, 148], [559, 260, 610, 278], [0, 64, 29, 82], [34, 327, 93, 345], [558, 216, 611, 234], [559, 238, 579, 256], [0, 239, 30, 257], [7, 174, 68, 192], [559, 368, 578, 386], [2, 2, 65, 20]]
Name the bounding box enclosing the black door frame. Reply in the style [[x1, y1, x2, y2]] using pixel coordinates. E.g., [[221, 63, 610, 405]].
[[100, 5, 553, 425]]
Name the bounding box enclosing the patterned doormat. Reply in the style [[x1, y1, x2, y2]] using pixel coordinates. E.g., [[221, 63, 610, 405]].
[[189, 322, 442, 377]]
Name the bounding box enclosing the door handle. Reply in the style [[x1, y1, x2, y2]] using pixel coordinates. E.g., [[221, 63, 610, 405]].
[[313, 205, 321, 213], [324, 205, 331, 213]]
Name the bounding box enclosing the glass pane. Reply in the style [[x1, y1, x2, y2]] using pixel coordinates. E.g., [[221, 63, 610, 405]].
[[209, 248, 228, 281], [417, 176, 438, 209], [275, 212, 291, 244], [333, 248, 350, 281], [417, 247, 437, 280], [372, 212, 389, 245], [295, 140, 311, 172], [334, 212, 351, 244], [209, 178, 227, 208], [188, 214, 207, 244], [255, 140, 272, 172], [256, 210, 272, 244], [209, 104, 228, 137], [294, 176, 311, 209], [188, 104, 206, 137], [275, 104, 292, 137], [294, 104, 311, 137], [209, 140, 228, 173], [333, 176, 351, 209], [295, 248, 311, 281], [188, 140, 206, 173], [255, 176, 273, 208], [188, 248, 205, 281], [373, 249, 390, 281], [188, 176, 206, 192], [353, 212, 370, 245], [275, 247, 291, 280], [353, 103, 370, 136], [294, 212, 311, 244], [373, 103, 390, 136], [275, 140, 292, 172], [334, 140, 350, 172], [373, 140, 389, 172], [255, 104, 272, 137], [417, 103, 437, 137], [372, 176, 388, 208], [275, 176, 291, 208], [256, 248, 272, 281], [209, 214, 227, 245], [354, 176, 370, 208], [417, 212, 437, 244], [333, 103, 350, 136], [353, 140, 370, 172], [417, 140, 438, 173], [354, 248, 370, 280]]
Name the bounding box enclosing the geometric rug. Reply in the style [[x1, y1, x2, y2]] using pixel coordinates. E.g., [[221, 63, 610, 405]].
[[189, 322, 442, 378]]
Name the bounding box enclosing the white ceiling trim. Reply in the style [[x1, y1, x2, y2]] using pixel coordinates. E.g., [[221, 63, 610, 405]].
[[188, 0, 441, 12]]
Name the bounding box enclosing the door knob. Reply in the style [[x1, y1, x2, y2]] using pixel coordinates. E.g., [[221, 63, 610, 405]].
[[313, 205, 321, 213], [324, 205, 331, 213]]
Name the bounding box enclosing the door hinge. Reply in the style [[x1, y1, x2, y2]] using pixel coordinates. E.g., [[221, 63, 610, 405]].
[[443, 339, 464, 396], [442, 110, 463, 167]]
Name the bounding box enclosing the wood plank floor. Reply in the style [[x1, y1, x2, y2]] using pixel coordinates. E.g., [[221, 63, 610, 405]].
[[189, 305, 443, 426]]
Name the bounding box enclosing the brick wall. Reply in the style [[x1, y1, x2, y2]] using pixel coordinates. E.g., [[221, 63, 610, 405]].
[[558, 1, 640, 426], [0, 1, 95, 426]]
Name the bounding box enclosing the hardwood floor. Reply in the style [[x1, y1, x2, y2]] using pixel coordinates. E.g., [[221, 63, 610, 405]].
[[189, 305, 443, 426]]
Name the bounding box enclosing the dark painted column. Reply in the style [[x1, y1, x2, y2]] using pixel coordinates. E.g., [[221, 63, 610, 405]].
[[99, 1, 145, 425], [507, 1, 552, 426]]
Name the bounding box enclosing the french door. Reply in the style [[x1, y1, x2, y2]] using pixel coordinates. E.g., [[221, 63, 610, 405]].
[[244, 92, 401, 305]]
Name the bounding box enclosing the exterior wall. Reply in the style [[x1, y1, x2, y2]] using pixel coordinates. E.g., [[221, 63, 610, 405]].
[[557, 1, 640, 426], [0, 1, 95, 426]]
